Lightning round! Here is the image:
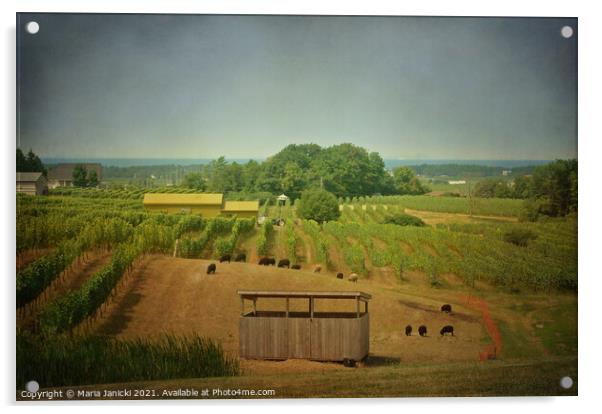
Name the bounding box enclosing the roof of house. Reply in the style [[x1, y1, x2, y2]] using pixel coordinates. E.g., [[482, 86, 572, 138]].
[[237, 290, 372, 300], [222, 200, 260, 212], [48, 163, 102, 181], [16, 172, 46, 182], [143, 193, 224, 206]]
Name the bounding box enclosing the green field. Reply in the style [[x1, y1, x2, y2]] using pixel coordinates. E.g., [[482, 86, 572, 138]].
[[16, 189, 577, 398]]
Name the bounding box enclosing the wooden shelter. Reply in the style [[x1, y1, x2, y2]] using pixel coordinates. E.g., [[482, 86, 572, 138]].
[[238, 290, 371, 362]]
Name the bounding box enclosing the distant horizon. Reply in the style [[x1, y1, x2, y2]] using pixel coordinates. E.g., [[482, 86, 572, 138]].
[[40, 156, 556, 169]]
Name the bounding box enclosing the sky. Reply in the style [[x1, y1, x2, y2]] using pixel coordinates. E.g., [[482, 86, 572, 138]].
[[17, 14, 577, 160]]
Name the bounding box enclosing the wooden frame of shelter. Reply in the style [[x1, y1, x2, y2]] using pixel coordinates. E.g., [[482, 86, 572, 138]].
[[238, 290, 371, 362]]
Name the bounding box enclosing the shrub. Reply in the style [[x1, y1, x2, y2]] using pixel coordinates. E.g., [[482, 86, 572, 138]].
[[382, 213, 426, 227], [503, 228, 538, 247]]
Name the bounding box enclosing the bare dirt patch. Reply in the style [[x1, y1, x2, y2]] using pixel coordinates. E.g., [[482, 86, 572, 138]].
[[91, 255, 484, 372], [405, 208, 518, 226]]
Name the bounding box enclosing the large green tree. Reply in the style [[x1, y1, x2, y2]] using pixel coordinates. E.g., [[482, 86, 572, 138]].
[[182, 172, 206, 190], [311, 143, 389, 197], [391, 167, 430, 195], [296, 189, 341, 223], [531, 159, 577, 216]]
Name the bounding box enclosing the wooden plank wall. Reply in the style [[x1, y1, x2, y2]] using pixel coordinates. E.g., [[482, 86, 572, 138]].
[[239, 314, 370, 361]]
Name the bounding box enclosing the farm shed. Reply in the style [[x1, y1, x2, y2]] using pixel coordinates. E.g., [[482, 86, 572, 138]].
[[222, 200, 260, 218], [143, 193, 224, 216], [47, 163, 102, 188], [16, 172, 48, 196], [238, 290, 371, 362]]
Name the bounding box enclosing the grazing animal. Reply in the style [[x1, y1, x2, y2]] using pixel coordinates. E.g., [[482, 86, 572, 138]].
[[405, 325, 412, 336], [440, 325, 454, 336], [441, 304, 452, 313], [258, 257, 270, 266], [336, 272, 344, 279], [418, 325, 427, 337], [278, 259, 290, 268], [267, 258, 276, 266], [234, 253, 246, 262], [206, 263, 216, 274], [313, 266, 322, 273], [343, 358, 356, 368], [291, 264, 301, 270], [348, 273, 358, 283], [219, 254, 231, 263]]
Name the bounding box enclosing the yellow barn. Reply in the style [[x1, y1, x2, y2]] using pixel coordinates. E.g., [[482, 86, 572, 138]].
[[143, 193, 224, 217], [222, 200, 260, 218]]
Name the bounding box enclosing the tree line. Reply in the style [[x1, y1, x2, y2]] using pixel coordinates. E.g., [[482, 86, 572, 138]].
[[16, 148, 46, 176], [182, 143, 429, 199], [473, 159, 577, 218], [409, 163, 540, 178]]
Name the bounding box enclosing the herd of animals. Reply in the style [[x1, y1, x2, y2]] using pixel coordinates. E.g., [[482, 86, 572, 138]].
[[405, 304, 455, 337], [205, 254, 456, 338], [205, 254, 359, 282]]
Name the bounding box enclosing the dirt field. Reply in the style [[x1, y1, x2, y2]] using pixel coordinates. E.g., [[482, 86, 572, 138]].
[[404, 208, 519, 226], [93, 255, 486, 374]]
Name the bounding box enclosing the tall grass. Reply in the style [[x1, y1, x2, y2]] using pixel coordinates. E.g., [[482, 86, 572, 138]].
[[17, 332, 239, 388]]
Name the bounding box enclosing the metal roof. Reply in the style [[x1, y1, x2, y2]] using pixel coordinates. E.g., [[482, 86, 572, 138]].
[[47, 163, 102, 181], [237, 290, 371, 300], [16, 172, 45, 182], [222, 200, 260, 212], [143, 193, 223, 206]]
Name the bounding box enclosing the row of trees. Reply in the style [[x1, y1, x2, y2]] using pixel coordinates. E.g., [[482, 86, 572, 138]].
[[182, 143, 429, 199], [473, 159, 577, 217], [16, 148, 46, 175]]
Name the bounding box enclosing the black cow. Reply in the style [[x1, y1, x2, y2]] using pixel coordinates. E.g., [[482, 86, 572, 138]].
[[207, 263, 216, 274], [418, 325, 427, 337], [267, 258, 276, 266], [440, 325, 454, 336], [441, 304, 452, 313], [405, 325, 412, 336], [278, 259, 290, 268], [219, 254, 231, 263], [234, 253, 246, 262], [291, 264, 301, 270], [258, 257, 270, 265], [336, 272, 344, 279]]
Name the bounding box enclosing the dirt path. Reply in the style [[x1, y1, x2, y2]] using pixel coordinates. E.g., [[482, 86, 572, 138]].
[[459, 293, 503, 360], [405, 208, 519, 225]]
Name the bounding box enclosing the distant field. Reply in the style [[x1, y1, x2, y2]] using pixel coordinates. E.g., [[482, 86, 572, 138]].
[[347, 195, 524, 217]]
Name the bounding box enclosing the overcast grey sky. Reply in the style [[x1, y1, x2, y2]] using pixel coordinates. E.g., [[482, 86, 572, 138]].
[[17, 14, 577, 160]]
